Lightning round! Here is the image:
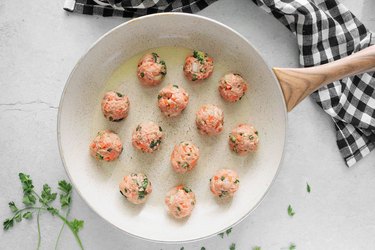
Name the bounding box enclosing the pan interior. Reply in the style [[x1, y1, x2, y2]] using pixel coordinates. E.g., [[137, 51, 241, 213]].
[[58, 13, 287, 242]]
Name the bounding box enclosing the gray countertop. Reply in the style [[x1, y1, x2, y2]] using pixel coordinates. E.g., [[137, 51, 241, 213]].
[[1, 0, 375, 249]]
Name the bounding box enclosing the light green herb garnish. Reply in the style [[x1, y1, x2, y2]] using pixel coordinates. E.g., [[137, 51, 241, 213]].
[[252, 247, 261, 250], [182, 187, 192, 193], [289, 243, 296, 250], [229, 243, 236, 250], [3, 173, 84, 249], [173, 85, 179, 88], [193, 50, 206, 63], [229, 135, 236, 143], [221, 176, 225, 181], [288, 204, 295, 217], [306, 183, 311, 193]]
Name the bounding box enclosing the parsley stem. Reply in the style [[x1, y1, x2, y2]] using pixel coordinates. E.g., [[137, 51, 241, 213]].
[[54, 207, 70, 250], [54, 212, 84, 250], [36, 208, 41, 250]]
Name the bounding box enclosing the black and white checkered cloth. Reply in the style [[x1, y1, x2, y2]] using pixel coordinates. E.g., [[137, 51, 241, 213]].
[[63, 0, 217, 17], [63, 0, 375, 167]]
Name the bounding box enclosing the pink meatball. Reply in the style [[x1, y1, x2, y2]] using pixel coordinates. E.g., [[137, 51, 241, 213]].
[[196, 104, 224, 136], [119, 173, 152, 204], [132, 121, 163, 153], [170, 141, 200, 173], [183, 50, 214, 81], [229, 124, 259, 155], [210, 169, 239, 198], [218, 73, 248, 102], [137, 53, 167, 86], [101, 91, 130, 121], [165, 185, 196, 219], [157, 84, 189, 117], [89, 130, 123, 161]]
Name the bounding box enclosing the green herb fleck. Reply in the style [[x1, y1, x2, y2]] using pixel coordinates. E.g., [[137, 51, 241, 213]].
[[255, 131, 258, 135], [226, 227, 232, 236], [218, 232, 225, 238], [201, 247, 206, 250], [229, 135, 236, 143], [234, 179, 240, 184], [149, 139, 161, 149], [229, 243, 236, 250], [193, 50, 206, 63], [221, 176, 225, 181], [159, 126, 163, 132], [192, 74, 198, 81], [289, 243, 296, 250], [307, 183, 311, 193], [182, 187, 192, 193], [173, 85, 179, 88], [116, 92, 123, 97], [181, 162, 189, 169], [177, 206, 181, 211], [96, 153, 104, 160], [136, 125, 141, 131], [252, 247, 261, 250], [288, 204, 295, 217], [152, 52, 158, 62], [157, 94, 162, 100], [140, 72, 145, 78]]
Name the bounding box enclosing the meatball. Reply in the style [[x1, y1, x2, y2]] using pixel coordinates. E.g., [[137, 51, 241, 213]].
[[183, 50, 214, 81], [210, 169, 240, 198], [89, 130, 123, 161], [165, 185, 196, 219], [229, 124, 259, 155], [132, 121, 163, 153], [101, 91, 130, 121], [157, 84, 189, 117], [170, 141, 200, 173], [218, 73, 248, 102], [119, 173, 152, 204], [137, 52, 167, 86], [196, 104, 224, 135]]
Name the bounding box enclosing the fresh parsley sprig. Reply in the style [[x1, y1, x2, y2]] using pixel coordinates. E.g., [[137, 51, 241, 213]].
[[3, 173, 84, 250]]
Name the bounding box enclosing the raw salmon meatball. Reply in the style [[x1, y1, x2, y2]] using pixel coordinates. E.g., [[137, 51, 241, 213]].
[[119, 173, 152, 204], [132, 121, 163, 153], [218, 73, 248, 102], [165, 185, 196, 219], [183, 50, 214, 81], [101, 91, 130, 121], [89, 130, 123, 161], [137, 52, 167, 86], [170, 141, 200, 173], [196, 104, 224, 135], [229, 124, 259, 155], [210, 169, 239, 198], [157, 84, 189, 117]]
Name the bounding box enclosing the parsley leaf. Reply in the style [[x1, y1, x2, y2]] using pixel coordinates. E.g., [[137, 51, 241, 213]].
[[306, 183, 311, 193], [226, 227, 232, 236], [287, 205, 295, 217], [182, 187, 192, 193], [252, 246, 261, 250], [70, 219, 84, 233], [59, 180, 72, 209], [8, 202, 18, 213], [3, 218, 14, 230], [289, 243, 296, 250], [19, 173, 36, 206], [218, 232, 225, 238], [40, 184, 57, 206], [229, 243, 236, 250]]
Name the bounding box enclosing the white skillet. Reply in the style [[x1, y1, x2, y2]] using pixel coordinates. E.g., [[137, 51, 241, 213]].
[[58, 13, 375, 243]]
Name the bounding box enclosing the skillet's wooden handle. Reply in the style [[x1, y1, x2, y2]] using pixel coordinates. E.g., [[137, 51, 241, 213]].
[[273, 45, 375, 112]]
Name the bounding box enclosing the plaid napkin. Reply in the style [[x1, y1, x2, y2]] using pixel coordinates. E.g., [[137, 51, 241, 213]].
[[63, 0, 217, 17], [63, 0, 375, 167]]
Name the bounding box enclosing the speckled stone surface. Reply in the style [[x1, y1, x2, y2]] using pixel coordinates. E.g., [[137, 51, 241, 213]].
[[1, 0, 375, 249]]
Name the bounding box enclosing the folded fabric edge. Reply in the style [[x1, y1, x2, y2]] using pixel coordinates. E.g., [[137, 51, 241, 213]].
[[345, 141, 375, 167], [64, 0, 76, 12]]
